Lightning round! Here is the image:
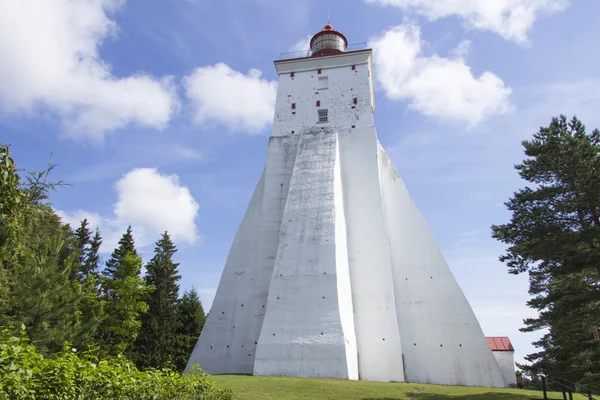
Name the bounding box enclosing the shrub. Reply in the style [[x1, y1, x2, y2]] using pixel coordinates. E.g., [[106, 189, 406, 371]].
[[0, 327, 234, 399]]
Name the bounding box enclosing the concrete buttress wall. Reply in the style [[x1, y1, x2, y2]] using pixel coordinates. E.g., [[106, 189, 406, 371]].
[[376, 143, 506, 387], [186, 136, 300, 374], [339, 127, 405, 382], [254, 130, 358, 379]]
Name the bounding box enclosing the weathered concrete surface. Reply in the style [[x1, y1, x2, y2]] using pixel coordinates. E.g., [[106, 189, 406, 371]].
[[492, 351, 517, 387], [254, 130, 358, 379], [377, 143, 506, 388], [186, 135, 300, 374]]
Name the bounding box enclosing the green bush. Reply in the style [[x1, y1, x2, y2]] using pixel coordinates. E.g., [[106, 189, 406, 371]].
[[0, 327, 234, 399]]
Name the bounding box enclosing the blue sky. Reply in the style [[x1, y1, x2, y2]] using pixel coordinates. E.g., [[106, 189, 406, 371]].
[[3, 0, 600, 366]]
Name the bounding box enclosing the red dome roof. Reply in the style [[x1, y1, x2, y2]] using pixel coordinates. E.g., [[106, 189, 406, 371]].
[[323, 24, 334, 31]]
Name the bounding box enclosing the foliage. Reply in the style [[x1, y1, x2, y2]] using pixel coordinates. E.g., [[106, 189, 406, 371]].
[[0, 144, 24, 315], [173, 287, 206, 371], [104, 225, 137, 280], [0, 145, 217, 395], [86, 228, 102, 276], [492, 115, 600, 386], [0, 144, 24, 222], [134, 232, 182, 370], [5, 225, 103, 354], [0, 328, 234, 400], [98, 252, 151, 358]]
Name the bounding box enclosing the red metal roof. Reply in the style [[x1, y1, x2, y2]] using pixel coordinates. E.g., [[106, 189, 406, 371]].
[[486, 337, 514, 352]]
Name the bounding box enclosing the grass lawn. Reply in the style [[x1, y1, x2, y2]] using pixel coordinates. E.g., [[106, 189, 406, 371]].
[[213, 374, 590, 400]]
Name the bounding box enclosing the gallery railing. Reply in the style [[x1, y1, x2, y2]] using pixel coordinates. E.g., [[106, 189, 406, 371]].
[[278, 42, 368, 60]]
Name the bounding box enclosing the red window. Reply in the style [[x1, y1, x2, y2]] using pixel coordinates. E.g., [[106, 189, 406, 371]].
[[316, 101, 320, 106], [292, 103, 296, 109], [352, 65, 356, 70], [290, 72, 295, 78], [353, 98, 358, 105], [318, 68, 322, 74]]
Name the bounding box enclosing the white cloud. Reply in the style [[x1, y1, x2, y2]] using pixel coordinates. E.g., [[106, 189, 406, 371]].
[[115, 168, 199, 244], [183, 63, 277, 134], [0, 0, 179, 140], [364, 0, 569, 43], [56, 209, 125, 253], [58, 168, 199, 252], [369, 23, 512, 126]]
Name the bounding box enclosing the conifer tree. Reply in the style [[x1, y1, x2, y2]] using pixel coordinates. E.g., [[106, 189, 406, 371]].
[[173, 287, 206, 371], [75, 219, 91, 264], [98, 252, 150, 357], [492, 115, 600, 388], [134, 232, 181, 369], [97, 227, 150, 357], [84, 228, 102, 276], [72, 219, 91, 280], [6, 209, 103, 353], [104, 225, 136, 280]]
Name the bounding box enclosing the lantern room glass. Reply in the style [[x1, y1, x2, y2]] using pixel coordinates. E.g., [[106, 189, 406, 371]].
[[311, 33, 346, 54]]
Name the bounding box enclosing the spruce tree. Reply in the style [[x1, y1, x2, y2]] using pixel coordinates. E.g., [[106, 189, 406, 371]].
[[84, 228, 102, 276], [173, 287, 206, 371], [134, 232, 181, 369], [104, 225, 136, 280], [98, 227, 150, 357], [98, 252, 150, 358], [75, 219, 91, 265], [72, 219, 91, 280], [492, 115, 600, 388]]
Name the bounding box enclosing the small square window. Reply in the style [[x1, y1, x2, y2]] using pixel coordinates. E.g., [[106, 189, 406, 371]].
[[318, 76, 328, 90], [353, 98, 358, 105], [318, 68, 322, 74], [292, 103, 296, 109], [352, 65, 356, 70], [318, 109, 328, 123], [290, 72, 295, 78], [316, 100, 320, 106]]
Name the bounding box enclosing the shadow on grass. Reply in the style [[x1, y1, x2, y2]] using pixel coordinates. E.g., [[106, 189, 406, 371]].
[[362, 393, 542, 400]]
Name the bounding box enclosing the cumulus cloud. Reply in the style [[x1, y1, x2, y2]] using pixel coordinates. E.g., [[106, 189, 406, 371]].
[[115, 168, 199, 244], [0, 0, 179, 140], [183, 63, 277, 134], [369, 23, 512, 126], [58, 168, 199, 252], [364, 0, 569, 43]]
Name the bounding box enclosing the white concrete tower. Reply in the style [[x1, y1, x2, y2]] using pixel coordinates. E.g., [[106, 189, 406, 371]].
[[187, 24, 507, 388]]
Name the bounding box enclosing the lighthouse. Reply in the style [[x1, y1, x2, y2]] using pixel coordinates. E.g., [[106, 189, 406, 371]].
[[187, 24, 507, 388]]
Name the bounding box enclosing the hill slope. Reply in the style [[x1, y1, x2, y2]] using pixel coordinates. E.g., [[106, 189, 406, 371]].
[[213, 375, 587, 400]]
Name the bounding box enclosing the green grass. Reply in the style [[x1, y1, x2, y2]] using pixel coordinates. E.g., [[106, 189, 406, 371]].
[[213, 375, 589, 400]]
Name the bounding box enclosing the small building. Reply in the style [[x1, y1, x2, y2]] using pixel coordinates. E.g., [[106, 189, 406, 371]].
[[487, 337, 517, 387]]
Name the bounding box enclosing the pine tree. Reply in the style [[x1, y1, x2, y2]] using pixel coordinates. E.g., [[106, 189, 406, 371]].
[[5, 209, 102, 353], [134, 232, 181, 369], [492, 115, 600, 388], [173, 287, 206, 371], [104, 225, 136, 280]]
